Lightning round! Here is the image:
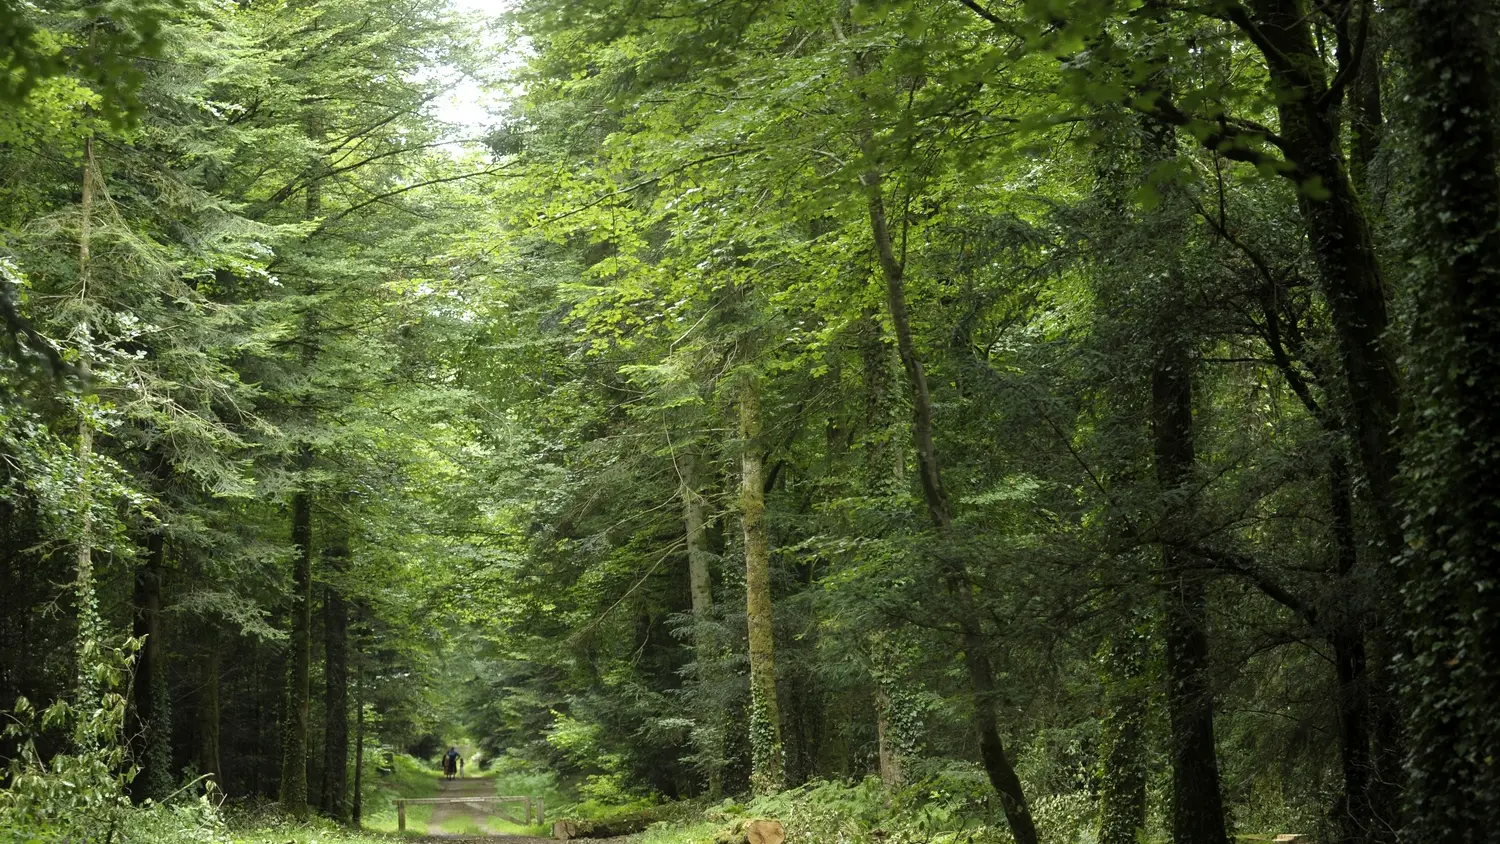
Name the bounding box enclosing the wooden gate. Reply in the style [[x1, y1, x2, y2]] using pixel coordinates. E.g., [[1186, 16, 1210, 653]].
[[395, 795, 545, 832]]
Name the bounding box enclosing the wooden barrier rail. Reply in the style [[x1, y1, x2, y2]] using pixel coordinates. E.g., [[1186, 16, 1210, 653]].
[[395, 795, 544, 832]]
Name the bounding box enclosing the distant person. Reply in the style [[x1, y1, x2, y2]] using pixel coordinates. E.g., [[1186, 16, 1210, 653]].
[[458, 755, 465, 777], [443, 746, 460, 781]]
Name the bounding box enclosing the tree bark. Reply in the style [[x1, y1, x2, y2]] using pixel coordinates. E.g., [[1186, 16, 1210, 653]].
[[739, 376, 784, 795], [282, 109, 325, 817], [680, 451, 724, 796], [1243, 0, 1402, 556], [131, 482, 172, 802], [1325, 455, 1377, 844], [1398, 2, 1500, 839], [862, 163, 1039, 844], [1133, 71, 1232, 844], [874, 685, 901, 789], [73, 136, 102, 723], [683, 452, 716, 620], [280, 446, 314, 818], [320, 573, 349, 821], [1097, 631, 1148, 844], [199, 627, 222, 788], [1347, 15, 1384, 197], [1152, 336, 1229, 844], [352, 659, 365, 827]]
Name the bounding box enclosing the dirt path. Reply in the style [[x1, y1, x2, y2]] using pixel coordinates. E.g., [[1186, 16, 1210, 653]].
[[422, 776, 506, 836], [412, 776, 634, 842]]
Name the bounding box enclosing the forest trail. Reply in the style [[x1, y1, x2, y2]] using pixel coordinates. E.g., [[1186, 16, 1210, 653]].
[[417, 776, 510, 838], [412, 777, 635, 843]]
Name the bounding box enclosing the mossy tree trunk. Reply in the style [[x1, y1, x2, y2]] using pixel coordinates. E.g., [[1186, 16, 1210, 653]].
[[739, 375, 783, 795], [1097, 629, 1149, 844]]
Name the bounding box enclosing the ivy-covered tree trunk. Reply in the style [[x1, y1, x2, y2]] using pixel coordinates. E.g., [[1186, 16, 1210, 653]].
[[1086, 106, 1154, 844], [870, 634, 917, 791], [863, 163, 1039, 844], [1398, 2, 1500, 840], [739, 375, 784, 795], [873, 686, 900, 789], [73, 135, 101, 722], [1097, 630, 1148, 844]]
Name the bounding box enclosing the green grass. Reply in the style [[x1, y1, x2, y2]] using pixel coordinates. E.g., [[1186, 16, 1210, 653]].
[[633, 819, 722, 844], [232, 823, 396, 844], [355, 754, 443, 834], [438, 814, 486, 835]]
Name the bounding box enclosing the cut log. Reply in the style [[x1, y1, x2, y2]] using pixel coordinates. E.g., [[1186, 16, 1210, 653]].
[[713, 818, 786, 844], [747, 819, 786, 844], [552, 812, 658, 839]]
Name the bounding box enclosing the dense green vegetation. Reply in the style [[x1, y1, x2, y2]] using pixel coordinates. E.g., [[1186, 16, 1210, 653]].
[[2, 0, 1499, 843]]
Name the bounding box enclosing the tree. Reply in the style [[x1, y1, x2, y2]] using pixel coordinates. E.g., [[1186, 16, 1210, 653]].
[[1397, 2, 1500, 840]]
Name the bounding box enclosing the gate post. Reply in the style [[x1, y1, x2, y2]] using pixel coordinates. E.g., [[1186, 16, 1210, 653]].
[[538, 797, 545, 825], [397, 800, 406, 832]]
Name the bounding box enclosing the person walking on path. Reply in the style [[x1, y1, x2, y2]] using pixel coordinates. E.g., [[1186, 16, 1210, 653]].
[[443, 746, 460, 781]]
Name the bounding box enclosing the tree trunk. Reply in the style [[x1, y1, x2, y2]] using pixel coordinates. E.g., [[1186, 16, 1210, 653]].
[[874, 686, 901, 789], [684, 463, 715, 620], [1398, 2, 1500, 839], [1325, 455, 1376, 844], [352, 661, 365, 827], [282, 110, 326, 817], [280, 446, 314, 818], [131, 490, 172, 802], [1097, 631, 1148, 844], [1244, 0, 1402, 556], [681, 451, 724, 796], [200, 627, 222, 788], [739, 376, 784, 795], [1347, 16, 1385, 197], [1241, 7, 1409, 833], [73, 136, 102, 725], [320, 568, 349, 822], [1152, 330, 1229, 844], [862, 163, 1039, 844]]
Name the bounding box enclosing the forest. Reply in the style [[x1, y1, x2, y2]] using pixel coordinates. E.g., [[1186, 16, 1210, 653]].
[[0, 0, 1497, 843]]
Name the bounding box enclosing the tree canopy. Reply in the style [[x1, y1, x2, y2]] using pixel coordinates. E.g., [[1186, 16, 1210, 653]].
[[1, 1, 1498, 843]]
